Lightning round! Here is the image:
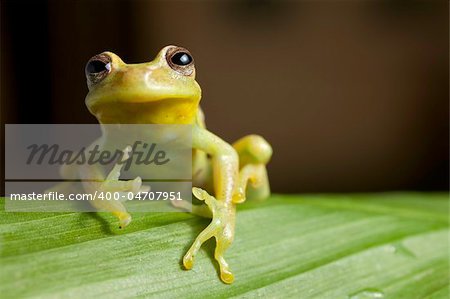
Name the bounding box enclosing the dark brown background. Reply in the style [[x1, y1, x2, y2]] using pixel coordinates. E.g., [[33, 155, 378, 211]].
[[1, 0, 449, 193]]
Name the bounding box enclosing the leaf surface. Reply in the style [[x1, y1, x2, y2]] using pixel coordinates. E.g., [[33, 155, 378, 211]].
[[0, 193, 448, 298]]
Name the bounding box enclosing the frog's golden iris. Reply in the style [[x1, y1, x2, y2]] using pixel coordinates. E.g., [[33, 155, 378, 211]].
[[80, 45, 272, 284]]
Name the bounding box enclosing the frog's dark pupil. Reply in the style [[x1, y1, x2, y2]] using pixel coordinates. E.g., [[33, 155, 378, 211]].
[[86, 60, 107, 73], [171, 52, 192, 66]]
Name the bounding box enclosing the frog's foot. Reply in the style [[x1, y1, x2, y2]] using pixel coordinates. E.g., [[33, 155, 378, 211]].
[[97, 178, 141, 229], [233, 164, 269, 204], [183, 187, 235, 284]]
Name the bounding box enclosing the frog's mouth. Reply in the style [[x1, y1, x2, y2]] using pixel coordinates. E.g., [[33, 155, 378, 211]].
[[87, 97, 200, 125]]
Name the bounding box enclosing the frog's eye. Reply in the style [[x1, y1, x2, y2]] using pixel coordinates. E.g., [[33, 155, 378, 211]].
[[171, 52, 192, 66], [166, 47, 194, 76], [85, 53, 112, 85]]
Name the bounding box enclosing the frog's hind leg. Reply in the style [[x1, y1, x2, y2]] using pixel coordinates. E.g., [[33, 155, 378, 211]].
[[232, 135, 272, 203]]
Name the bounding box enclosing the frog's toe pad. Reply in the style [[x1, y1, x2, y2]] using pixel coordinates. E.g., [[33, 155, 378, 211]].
[[183, 253, 194, 270], [220, 270, 234, 284], [131, 177, 142, 194], [232, 191, 246, 204], [118, 213, 132, 229], [192, 187, 208, 201]]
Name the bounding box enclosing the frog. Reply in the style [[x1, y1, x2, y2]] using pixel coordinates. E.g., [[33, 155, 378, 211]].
[[81, 45, 272, 284]]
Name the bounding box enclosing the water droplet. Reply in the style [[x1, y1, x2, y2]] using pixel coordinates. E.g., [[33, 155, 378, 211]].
[[391, 242, 416, 258], [349, 288, 385, 299]]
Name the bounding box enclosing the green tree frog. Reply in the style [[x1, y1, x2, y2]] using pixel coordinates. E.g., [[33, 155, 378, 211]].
[[82, 45, 272, 284]]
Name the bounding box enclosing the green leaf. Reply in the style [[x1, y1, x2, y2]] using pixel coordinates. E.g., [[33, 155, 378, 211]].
[[0, 193, 449, 298]]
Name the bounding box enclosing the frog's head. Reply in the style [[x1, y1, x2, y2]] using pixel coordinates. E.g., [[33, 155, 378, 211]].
[[85, 45, 201, 124]]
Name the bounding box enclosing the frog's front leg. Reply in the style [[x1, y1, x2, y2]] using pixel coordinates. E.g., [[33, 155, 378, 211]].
[[81, 146, 144, 228], [184, 188, 235, 283], [184, 127, 239, 284]]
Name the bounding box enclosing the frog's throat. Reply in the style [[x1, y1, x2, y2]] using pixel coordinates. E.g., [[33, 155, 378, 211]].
[[89, 98, 200, 125]]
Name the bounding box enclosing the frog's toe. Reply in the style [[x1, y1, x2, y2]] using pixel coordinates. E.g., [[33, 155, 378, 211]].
[[220, 269, 234, 284], [232, 191, 246, 204], [183, 252, 194, 270], [115, 211, 132, 229], [119, 217, 131, 229], [214, 229, 234, 283], [130, 176, 142, 194], [139, 184, 151, 193], [182, 222, 216, 270]]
